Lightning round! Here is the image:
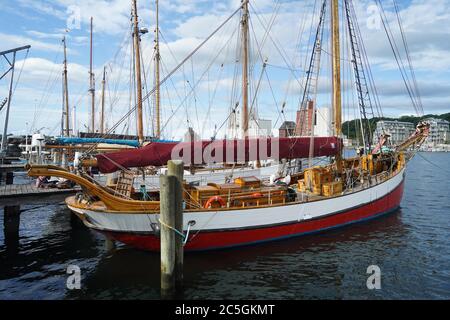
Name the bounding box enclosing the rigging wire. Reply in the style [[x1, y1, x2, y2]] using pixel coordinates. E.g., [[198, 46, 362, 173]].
[[375, 0, 422, 117], [82, 5, 243, 156], [392, 0, 424, 115]]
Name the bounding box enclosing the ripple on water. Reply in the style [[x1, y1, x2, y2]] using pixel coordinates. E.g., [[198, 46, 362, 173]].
[[0, 153, 449, 299]]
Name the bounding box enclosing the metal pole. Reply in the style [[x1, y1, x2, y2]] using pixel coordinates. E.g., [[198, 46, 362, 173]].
[[1, 52, 16, 153]]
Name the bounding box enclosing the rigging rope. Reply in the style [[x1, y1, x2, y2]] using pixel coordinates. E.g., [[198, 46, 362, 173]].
[[82, 5, 243, 156]]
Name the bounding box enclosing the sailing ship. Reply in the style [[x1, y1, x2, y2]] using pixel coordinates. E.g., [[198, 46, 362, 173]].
[[27, 0, 430, 251], [44, 1, 282, 185]]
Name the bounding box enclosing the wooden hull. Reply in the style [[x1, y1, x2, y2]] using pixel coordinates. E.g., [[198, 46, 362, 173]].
[[68, 169, 405, 252]]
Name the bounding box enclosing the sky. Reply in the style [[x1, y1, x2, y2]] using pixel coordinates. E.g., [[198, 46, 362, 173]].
[[0, 0, 449, 140]]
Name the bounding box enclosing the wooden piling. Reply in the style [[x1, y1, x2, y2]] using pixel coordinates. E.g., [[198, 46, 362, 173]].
[[160, 174, 178, 299], [3, 205, 21, 239], [167, 160, 184, 290], [105, 237, 116, 252], [5, 172, 14, 185]]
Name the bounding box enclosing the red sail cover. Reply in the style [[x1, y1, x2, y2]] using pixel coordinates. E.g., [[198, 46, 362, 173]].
[[96, 137, 342, 173]]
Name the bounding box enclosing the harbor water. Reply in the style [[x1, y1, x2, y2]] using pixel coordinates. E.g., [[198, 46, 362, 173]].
[[0, 152, 449, 299]]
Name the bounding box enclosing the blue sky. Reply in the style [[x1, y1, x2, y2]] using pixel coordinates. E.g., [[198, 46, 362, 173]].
[[0, 0, 449, 139]]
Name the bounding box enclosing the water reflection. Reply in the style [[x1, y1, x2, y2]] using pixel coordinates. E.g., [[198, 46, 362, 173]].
[[1, 152, 449, 299], [74, 209, 406, 299]]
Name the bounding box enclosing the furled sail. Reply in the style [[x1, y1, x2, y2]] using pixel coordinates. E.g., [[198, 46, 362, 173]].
[[54, 137, 140, 147], [95, 137, 342, 173]]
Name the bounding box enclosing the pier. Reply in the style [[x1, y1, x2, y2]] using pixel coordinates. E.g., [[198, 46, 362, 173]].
[[0, 184, 80, 206], [0, 163, 26, 173]]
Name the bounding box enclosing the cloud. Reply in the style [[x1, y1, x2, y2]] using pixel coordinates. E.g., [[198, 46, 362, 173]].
[[0, 32, 62, 53], [2, 0, 449, 138]]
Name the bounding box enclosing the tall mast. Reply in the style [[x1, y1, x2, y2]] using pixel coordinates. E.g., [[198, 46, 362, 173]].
[[241, 0, 249, 138], [72, 105, 77, 136], [154, 0, 161, 139], [63, 37, 70, 137], [331, 0, 342, 139], [132, 0, 144, 143], [331, 0, 343, 170], [89, 17, 95, 133], [100, 66, 106, 134]]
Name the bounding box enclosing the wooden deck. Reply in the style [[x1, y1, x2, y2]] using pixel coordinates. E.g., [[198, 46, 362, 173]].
[[0, 183, 80, 199], [0, 163, 26, 173]]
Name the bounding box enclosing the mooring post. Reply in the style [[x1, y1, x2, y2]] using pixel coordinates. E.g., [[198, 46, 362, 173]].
[[104, 237, 116, 252], [6, 172, 14, 185], [167, 160, 184, 291], [3, 205, 21, 241], [160, 174, 177, 299]]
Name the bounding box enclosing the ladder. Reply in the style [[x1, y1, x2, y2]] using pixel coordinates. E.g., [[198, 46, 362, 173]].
[[114, 171, 134, 199], [297, 0, 327, 137], [344, 0, 375, 147]]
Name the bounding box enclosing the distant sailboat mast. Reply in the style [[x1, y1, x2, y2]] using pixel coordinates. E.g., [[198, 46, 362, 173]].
[[154, 0, 161, 139], [89, 17, 96, 133], [241, 0, 250, 138], [63, 36, 70, 137], [100, 66, 106, 134]]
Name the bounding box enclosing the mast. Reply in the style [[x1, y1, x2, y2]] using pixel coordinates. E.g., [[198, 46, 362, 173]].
[[241, 0, 249, 138], [132, 0, 144, 143], [100, 66, 106, 134], [331, 0, 343, 168], [331, 0, 342, 139], [63, 37, 70, 137], [72, 105, 77, 136], [89, 17, 95, 133], [154, 0, 161, 139]]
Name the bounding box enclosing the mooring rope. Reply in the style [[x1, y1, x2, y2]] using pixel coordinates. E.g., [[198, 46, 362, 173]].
[[416, 152, 450, 175]]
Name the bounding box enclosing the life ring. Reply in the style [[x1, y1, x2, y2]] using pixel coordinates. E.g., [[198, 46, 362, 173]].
[[251, 192, 264, 198], [204, 195, 226, 209]]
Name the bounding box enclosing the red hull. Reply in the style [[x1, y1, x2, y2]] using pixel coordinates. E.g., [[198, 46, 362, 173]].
[[104, 181, 404, 252]]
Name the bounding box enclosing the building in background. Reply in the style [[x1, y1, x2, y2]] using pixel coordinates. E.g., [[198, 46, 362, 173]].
[[423, 118, 450, 146], [295, 101, 314, 136], [248, 118, 272, 137], [227, 109, 272, 138], [294, 105, 332, 138], [279, 121, 296, 138], [314, 107, 332, 137], [373, 120, 415, 146]]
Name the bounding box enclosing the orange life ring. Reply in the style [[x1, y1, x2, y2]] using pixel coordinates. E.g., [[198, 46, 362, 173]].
[[204, 195, 226, 209], [251, 192, 264, 198]]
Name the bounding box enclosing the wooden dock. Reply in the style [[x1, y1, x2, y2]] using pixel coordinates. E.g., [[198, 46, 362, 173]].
[[0, 163, 26, 173], [0, 183, 80, 205], [0, 184, 80, 198]]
